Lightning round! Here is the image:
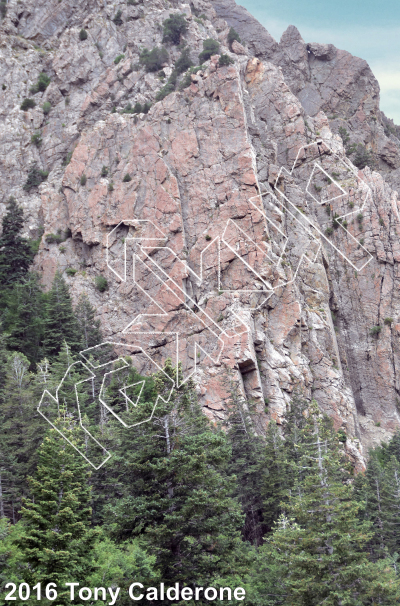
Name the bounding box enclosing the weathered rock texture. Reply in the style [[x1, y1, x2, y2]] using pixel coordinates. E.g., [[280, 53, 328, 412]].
[[2, 0, 400, 465]]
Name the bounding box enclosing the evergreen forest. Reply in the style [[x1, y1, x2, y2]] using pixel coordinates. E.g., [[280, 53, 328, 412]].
[[2, 199, 400, 605]]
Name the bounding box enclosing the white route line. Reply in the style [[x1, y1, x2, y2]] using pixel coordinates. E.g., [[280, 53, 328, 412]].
[[39, 139, 375, 467]]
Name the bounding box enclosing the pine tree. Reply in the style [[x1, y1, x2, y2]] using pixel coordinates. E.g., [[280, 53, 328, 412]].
[[43, 271, 80, 358], [75, 293, 103, 350], [262, 419, 290, 532], [386, 429, 400, 462], [353, 451, 387, 559], [0, 351, 44, 521], [16, 420, 100, 606], [381, 455, 400, 556], [105, 360, 245, 595], [265, 402, 400, 605], [226, 377, 268, 545], [3, 272, 46, 366], [0, 197, 33, 289]]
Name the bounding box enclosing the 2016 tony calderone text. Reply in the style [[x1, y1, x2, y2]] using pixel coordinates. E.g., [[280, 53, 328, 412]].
[[4, 582, 246, 603]]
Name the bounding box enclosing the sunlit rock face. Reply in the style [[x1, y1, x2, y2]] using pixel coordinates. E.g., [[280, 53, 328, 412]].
[[3, 0, 400, 467]]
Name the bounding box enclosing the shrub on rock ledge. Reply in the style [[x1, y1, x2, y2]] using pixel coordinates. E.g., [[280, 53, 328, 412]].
[[199, 39, 220, 62]]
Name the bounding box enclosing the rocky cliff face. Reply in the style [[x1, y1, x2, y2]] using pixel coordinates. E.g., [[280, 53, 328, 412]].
[[2, 0, 400, 466]]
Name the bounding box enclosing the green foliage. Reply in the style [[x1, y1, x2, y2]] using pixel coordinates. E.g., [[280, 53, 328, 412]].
[[0, 197, 34, 288], [113, 9, 123, 26], [175, 46, 193, 74], [75, 293, 103, 349], [0, 348, 46, 519], [325, 226, 334, 236], [42, 271, 81, 358], [30, 132, 42, 147], [80, 173, 87, 186], [29, 72, 51, 94], [384, 317, 393, 325], [23, 165, 48, 190], [162, 13, 188, 45], [20, 98, 36, 111], [227, 26, 241, 47], [121, 101, 145, 114], [155, 82, 175, 101], [0, 0, 7, 19], [114, 53, 125, 64], [79, 28, 88, 40], [95, 275, 108, 292], [353, 144, 374, 169], [62, 151, 73, 166], [105, 360, 245, 587], [65, 267, 78, 276], [140, 46, 169, 72], [370, 325, 382, 337], [3, 273, 46, 366], [45, 228, 70, 244], [16, 422, 100, 605], [122, 173, 132, 182], [199, 38, 220, 62], [261, 401, 400, 605], [0, 519, 23, 595], [226, 378, 268, 545], [42, 101, 51, 114], [156, 48, 194, 101], [88, 536, 160, 602], [338, 125, 350, 146], [179, 65, 204, 90], [219, 53, 234, 66]]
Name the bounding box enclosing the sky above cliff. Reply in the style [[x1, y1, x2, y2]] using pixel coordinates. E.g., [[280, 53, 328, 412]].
[[238, 0, 400, 123]]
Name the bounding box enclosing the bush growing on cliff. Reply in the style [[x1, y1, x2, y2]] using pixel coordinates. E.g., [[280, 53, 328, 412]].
[[45, 229, 71, 245], [31, 132, 42, 147], [179, 65, 204, 90], [29, 72, 51, 94], [219, 53, 234, 66], [20, 98, 36, 111], [114, 54, 125, 65], [353, 144, 374, 169], [79, 28, 88, 40], [155, 83, 175, 102], [113, 9, 123, 26], [140, 47, 168, 72], [227, 26, 241, 48], [198, 38, 220, 62], [42, 101, 51, 115], [370, 325, 382, 337], [23, 165, 48, 191], [95, 275, 109, 292], [156, 48, 194, 102], [162, 13, 188, 45], [174, 47, 193, 74]]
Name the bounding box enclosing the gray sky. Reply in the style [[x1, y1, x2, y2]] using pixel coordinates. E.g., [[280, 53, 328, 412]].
[[238, 0, 400, 123]]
